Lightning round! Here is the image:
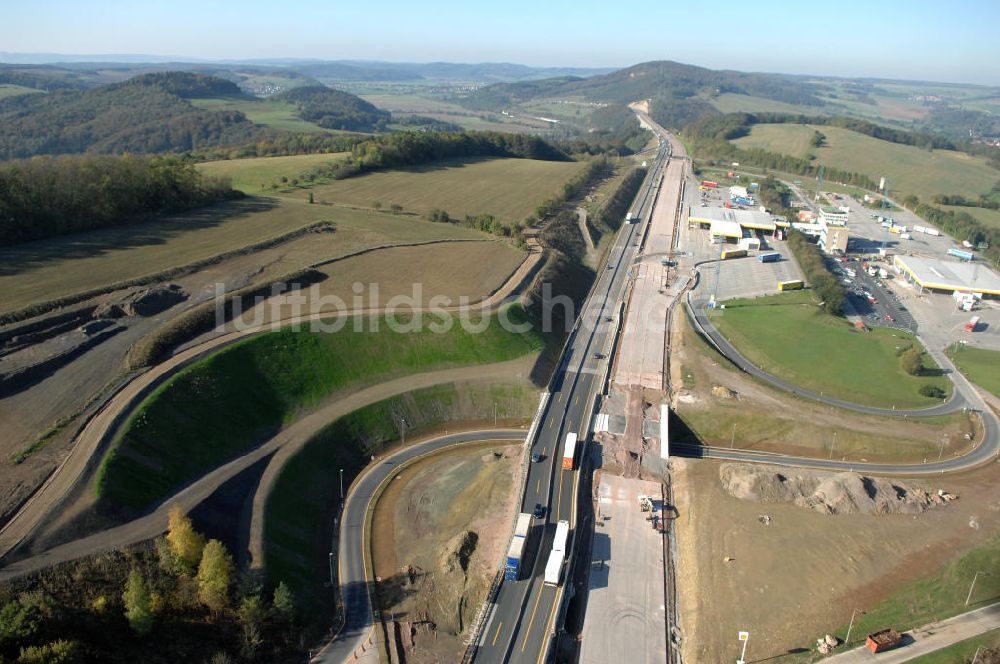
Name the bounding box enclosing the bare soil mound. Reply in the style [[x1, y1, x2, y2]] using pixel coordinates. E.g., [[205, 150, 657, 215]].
[[720, 463, 949, 515]]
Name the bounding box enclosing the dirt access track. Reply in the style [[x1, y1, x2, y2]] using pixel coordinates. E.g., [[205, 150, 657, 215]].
[[0, 243, 544, 566], [0, 355, 536, 581]]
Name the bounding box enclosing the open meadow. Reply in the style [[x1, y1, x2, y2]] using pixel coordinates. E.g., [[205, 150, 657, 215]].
[[196, 152, 349, 193], [282, 156, 589, 223], [940, 204, 1000, 231], [732, 123, 999, 198], [711, 291, 952, 408], [948, 344, 1000, 398], [0, 197, 487, 315], [674, 315, 974, 462], [190, 96, 332, 133]]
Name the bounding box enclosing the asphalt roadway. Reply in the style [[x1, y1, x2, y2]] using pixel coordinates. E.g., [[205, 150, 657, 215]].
[[471, 133, 674, 664], [312, 429, 527, 664]]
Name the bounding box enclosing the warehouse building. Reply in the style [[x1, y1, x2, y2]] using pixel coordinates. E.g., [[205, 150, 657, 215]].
[[893, 255, 1000, 297], [688, 206, 777, 237]]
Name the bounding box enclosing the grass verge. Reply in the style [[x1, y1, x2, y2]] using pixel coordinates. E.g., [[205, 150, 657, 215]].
[[711, 291, 952, 408], [948, 344, 1000, 399], [96, 306, 543, 515], [828, 533, 1000, 651], [263, 380, 538, 625]]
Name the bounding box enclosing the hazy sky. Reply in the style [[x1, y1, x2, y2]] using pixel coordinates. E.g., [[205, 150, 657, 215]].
[[4, 0, 999, 85]]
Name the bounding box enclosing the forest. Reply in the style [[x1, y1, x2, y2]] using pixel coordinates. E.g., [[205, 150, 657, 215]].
[[274, 86, 390, 132], [0, 154, 238, 245], [0, 73, 267, 159]]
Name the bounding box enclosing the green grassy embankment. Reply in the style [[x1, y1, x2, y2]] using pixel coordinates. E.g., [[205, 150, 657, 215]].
[[711, 291, 952, 408], [948, 344, 1000, 398], [264, 380, 538, 618], [826, 533, 1000, 652], [731, 123, 998, 199], [96, 306, 543, 514]]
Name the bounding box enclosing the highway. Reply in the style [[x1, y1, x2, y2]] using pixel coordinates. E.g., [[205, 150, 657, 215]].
[[470, 131, 674, 664], [313, 429, 527, 664]]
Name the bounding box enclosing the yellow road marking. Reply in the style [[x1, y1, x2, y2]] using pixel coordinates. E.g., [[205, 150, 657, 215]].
[[521, 586, 545, 652], [535, 592, 559, 664], [492, 621, 503, 647]]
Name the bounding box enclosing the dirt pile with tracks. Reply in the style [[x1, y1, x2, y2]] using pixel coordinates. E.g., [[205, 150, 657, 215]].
[[720, 463, 950, 515]]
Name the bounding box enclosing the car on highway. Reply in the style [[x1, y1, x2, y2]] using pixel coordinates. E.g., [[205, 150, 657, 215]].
[[533, 503, 546, 519], [593, 352, 605, 359], [531, 452, 542, 463]]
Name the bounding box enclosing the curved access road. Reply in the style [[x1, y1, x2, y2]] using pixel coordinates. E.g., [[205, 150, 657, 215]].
[[0, 240, 543, 565], [310, 428, 526, 664], [0, 357, 537, 582], [685, 295, 1000, 474]]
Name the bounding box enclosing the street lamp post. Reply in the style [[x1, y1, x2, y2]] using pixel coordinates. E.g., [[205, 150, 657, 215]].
[[967, 571, 987, 607], [328, 551, 334, 588], [845, 608, 865, 645], [939, 434, 948, 462], [400, 418, 407, 446], [339, 469, 344, 503], [730, 423, 736, 449], [829, 431, 838, 460], [973, 646, 985, 664]]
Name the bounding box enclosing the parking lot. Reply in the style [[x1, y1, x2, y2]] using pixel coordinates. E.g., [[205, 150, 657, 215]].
[[684, 182, 805, 301], [832, 257, 917, 332]]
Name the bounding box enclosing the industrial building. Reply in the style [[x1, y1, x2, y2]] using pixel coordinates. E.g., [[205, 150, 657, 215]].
[[893, 254, 1000, 297], [688, 206, 776, 243], [820, 206, 850, 225]]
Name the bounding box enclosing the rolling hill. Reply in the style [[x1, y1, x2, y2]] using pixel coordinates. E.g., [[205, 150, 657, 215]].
[[0, 72, 393, 159]]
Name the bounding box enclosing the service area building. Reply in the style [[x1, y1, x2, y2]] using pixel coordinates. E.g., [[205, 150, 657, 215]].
[[689, 206, 777, 243], [893, 254, 1000, 297]]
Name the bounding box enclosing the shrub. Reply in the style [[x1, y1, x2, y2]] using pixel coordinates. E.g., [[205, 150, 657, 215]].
[[919, 384, 946, 399], [901, 348, 924, 376]]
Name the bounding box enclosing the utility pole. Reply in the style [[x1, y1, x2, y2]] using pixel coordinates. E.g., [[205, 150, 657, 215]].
[[494, 402, 498, 427], [845, 608, 865, 645], [966, 571, 987, 606], [973, 646, 985, 664]]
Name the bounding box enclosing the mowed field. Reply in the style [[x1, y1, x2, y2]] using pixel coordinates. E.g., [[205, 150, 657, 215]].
[[732, 123, 999, 198], [0, 197, 487, 314], [941, 204, 1000, 231], [190, 97, 332, 133], [711, 291, 951, 408], [196, 153, 350, 193], [948, 345, 1000, 398], [282, 156, 589, 222], [0, 84, 42, 100]]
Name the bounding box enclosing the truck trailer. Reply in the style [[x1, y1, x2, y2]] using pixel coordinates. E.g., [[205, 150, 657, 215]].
[[562, 432, 578, 470], [720, 249, 747, 260], [543, 549, 563, 586], [778, 280, 804, 291], [949, 248, 975, 261], [503, 512, 534, 580], [552, 520, 570, 554], [758, 252, 781, 263]]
